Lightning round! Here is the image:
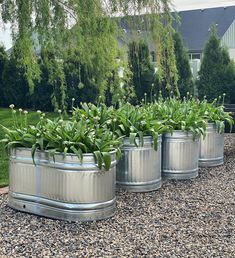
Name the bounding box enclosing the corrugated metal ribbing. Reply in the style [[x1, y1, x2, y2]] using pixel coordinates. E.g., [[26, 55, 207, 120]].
[[199, 123, 224, 167], [162, 131, 199, 179], [9, 148, 117, 221], [116, 136, 162, 192], [222, 19, 235, 48]]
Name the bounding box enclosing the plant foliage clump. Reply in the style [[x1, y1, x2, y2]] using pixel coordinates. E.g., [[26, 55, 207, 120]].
[[151, 94, 207, 138], [198, 95, 234, 133], [0, 107, 122, 170]]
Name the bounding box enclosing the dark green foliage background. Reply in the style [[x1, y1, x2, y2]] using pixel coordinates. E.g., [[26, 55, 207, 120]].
[[128, 40, 155, 102], [173, 32, 194, 97], [197, 27, 235, 103]]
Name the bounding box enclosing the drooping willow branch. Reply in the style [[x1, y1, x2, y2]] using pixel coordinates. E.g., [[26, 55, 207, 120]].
[[0, 0, 179, 110]]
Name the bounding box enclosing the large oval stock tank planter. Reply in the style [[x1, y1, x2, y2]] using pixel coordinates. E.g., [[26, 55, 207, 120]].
[[116, 136, 162, 192], [8, 148, 116, 222], [162, 131, 199, 180]]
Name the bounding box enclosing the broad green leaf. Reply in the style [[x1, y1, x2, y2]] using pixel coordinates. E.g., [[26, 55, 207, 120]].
[[102, 152, 111, 171], [94, 150, 103, 169]]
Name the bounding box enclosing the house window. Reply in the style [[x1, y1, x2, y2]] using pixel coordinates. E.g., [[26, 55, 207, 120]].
[[189, 53, 201, 60], [192, 53, 201, 59]]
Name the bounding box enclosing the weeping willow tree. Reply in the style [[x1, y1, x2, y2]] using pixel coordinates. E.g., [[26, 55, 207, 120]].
[[128, 40, 155, 102], [0, 0, 178, 110]]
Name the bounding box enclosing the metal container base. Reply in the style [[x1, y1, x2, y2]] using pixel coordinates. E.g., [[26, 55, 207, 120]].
[[8, 192, 116, 222], [117, 179, 162, 192], [199, 157, 224, 167], [162, 169, 198, 180]]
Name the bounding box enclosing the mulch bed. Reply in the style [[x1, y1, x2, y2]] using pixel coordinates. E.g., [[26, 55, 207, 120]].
[[0, 134, 235, 258]]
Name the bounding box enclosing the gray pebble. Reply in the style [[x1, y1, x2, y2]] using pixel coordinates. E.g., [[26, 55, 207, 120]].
[[0, 134, 234, 257]]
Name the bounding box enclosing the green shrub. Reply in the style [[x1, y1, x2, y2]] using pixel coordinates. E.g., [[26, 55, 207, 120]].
[[197, 26, 235, 103]]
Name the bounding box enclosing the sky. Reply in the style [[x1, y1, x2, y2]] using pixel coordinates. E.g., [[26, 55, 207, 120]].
[[1, 0, 235, 49]]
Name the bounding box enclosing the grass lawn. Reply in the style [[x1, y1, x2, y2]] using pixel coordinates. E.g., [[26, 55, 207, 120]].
[[0, 108, 57, 188]]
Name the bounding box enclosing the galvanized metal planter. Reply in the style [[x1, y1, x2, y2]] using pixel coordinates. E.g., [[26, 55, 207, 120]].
[[224, 104, 235, 133], [116, 136, 162, 192], [199, 123, 224, 167], [162, 131, 199, 180], [8, 148, 116, 222]]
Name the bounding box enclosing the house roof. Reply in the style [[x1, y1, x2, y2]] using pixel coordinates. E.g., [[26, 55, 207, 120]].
[[175, 5, 235, 52]]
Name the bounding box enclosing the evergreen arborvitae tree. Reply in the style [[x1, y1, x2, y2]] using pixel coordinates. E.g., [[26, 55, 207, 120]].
[[197, 26, 235, 102], [173, 32, 194, 97], [2, 49, 31, 108], [0, 46, 8, 106], [128, 40, 155, 102]]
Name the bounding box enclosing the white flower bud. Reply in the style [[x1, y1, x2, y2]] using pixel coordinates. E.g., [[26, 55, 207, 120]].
[[9, 104, 15, 109], [19, 108, 23, 112]]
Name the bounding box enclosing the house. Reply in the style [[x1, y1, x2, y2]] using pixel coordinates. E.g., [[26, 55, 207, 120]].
[[176, 5, 235, 61], [175, 5, 235, 79], [119, 5, 235, 79]]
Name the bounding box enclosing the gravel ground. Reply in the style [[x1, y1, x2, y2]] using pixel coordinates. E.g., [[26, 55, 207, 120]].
[[0, 134, 235, 258]]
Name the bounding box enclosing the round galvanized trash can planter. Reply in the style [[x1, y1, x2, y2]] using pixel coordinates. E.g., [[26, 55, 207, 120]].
[[8, 148, 116, 222], [199, 123, 224, 167], [162, 131, 199, 180], [116, 136, 162, 192]]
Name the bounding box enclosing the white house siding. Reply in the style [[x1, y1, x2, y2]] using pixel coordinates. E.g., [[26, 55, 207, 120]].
[[228, 48, 235, 60], [221, 19, 235, 60], [173, 0, 235, 12]]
